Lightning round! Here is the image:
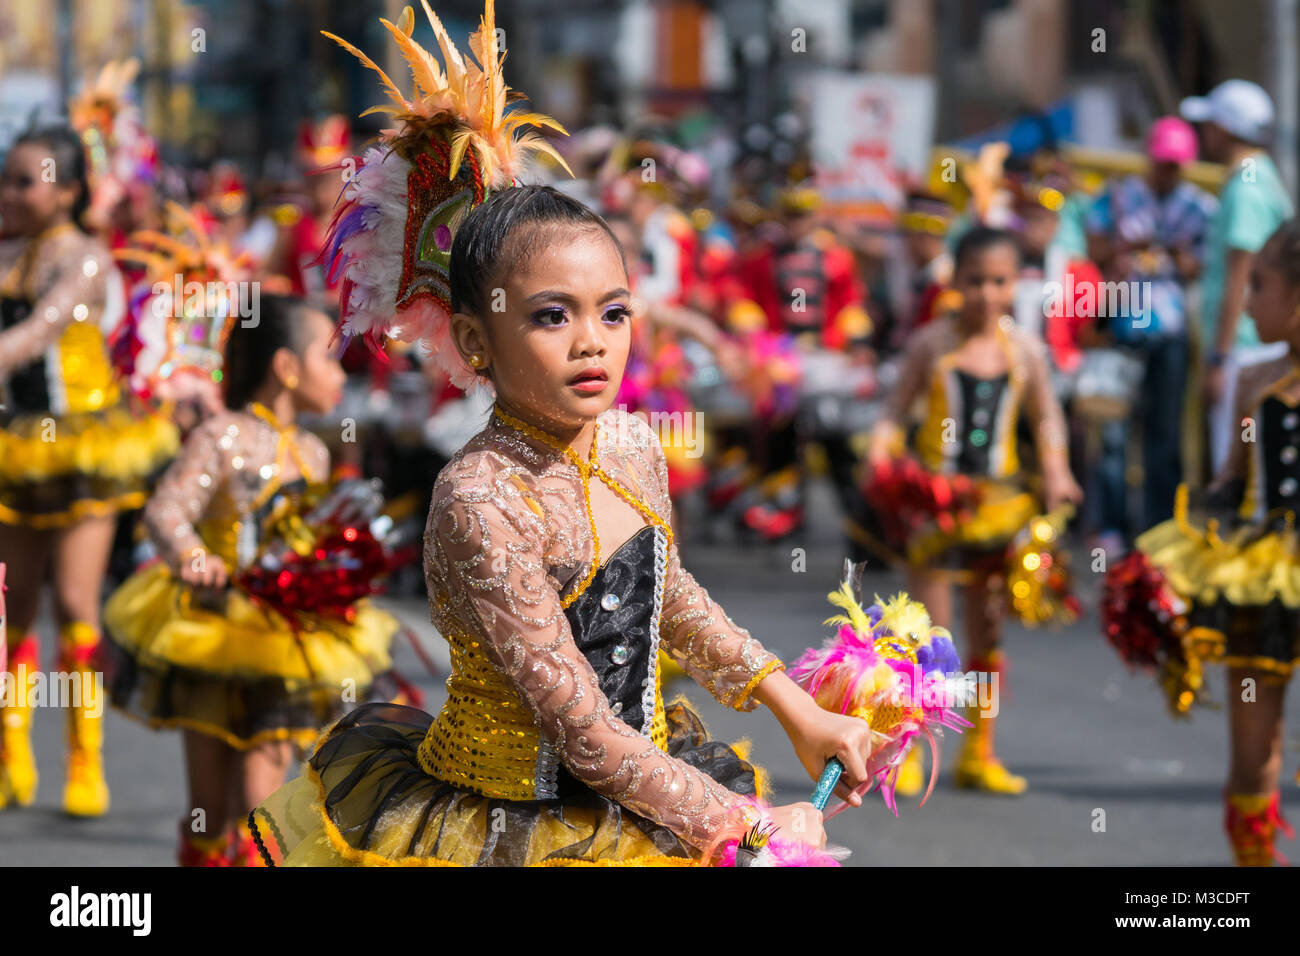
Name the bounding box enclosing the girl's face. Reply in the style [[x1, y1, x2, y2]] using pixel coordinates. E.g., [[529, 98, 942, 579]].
[[288, 308, 346, 415], [0, 142, 79, 237], [1246, 246, 1300, 344], [954, 243, 1019, 326], [462, 226, 632, 433]]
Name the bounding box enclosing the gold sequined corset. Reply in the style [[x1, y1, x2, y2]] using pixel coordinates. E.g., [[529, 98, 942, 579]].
[[0, 297, 119, 416], [415, 408, 782, 845], [143, 408, 331, 575], [0, 227, 121, 418], [193, 477, 312, 571], [419, 525, 672, 801]]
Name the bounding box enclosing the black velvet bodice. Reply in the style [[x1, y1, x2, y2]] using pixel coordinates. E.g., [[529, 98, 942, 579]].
[[1260, 397, 1300, 515], [553, 524, 662, 799], [0, 295, 48, 416], [952, 370, 1009, 476]]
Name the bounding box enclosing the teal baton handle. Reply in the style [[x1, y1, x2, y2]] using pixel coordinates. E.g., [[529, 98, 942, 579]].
[[810, 757, 844, 810]]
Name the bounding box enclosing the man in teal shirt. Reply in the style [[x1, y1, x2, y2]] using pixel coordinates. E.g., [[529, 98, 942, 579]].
[[1182, 79, 1295, 472]]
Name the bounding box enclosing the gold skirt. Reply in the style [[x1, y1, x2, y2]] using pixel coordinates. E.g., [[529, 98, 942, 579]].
[[1136, 511, 1300, 678], [853, 475, 1039, 574], [248, 699, 767, 866], [0, 404, 178, 527], [103, 562, 400, 749]]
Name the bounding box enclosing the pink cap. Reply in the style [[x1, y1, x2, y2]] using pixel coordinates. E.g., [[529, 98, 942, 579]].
[[1146, 116, 1198, 164]]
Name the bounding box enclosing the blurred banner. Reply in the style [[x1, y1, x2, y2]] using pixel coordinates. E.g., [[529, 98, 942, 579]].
[[803, 71, 936, 224]]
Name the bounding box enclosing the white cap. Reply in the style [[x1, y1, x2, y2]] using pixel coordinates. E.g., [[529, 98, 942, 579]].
[[1180, 79, 1275, 145]]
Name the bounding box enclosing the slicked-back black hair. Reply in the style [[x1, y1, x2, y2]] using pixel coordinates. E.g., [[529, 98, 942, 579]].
[[222, 293, 316, 409], [953, 225, 1022, 272], [11, 124, 91, 231], [448, 184, 627, 318]]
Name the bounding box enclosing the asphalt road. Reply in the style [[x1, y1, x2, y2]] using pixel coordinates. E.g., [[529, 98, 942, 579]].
[[2, 481, 1297, 866]]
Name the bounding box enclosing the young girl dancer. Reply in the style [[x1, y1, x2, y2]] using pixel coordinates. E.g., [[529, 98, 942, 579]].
[[867, 227, 1082, 796], [103, 294, 399, 865], [251, 182, 888, 866], [0, 125, 177, 816], [1106, 218, 1300, 865], [247, 1, 880, 865]]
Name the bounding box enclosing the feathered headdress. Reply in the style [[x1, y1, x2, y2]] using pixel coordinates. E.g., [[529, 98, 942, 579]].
[[111, 202, 252, 409], [321, 0, 573, 390], [68, 59, 158, 223]]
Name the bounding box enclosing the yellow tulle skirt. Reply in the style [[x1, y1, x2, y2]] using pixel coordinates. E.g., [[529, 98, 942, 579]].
[[103, 562, 400, 749], [249, 700, 766, 867], [1135, 510, 1300, 678], [853, 475, 1040, 574], [0, 404, 178, 527]]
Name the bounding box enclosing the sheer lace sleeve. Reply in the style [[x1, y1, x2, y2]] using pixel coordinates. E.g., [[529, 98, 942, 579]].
[[643, 429, 784, 711], [0, 237, 114, 377], [877, 318, 944, 436], [144, 413, 229, 572], [426, 472, 751, 850], [296, 429, 331, 484]]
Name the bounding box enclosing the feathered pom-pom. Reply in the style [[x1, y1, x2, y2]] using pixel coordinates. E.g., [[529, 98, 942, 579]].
[[790, 574, 970, 814], [1101, 551, 1202, 716], [863, 456, 984, 547], [703, 801, 848, 867]]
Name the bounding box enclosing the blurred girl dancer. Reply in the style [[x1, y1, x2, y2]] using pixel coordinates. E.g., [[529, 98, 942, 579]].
[[868, 227, 1082, 795], [102, 295, 398, 865], [1110, 219, 1300, 864], [0, 126, 176, 816]]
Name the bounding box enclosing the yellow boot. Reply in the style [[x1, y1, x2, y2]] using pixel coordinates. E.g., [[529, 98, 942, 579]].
[[894, 746, 925, 798], [953, 653, 1026, 795], [0, 634, 40, 809], [61, 623, 109, 817]]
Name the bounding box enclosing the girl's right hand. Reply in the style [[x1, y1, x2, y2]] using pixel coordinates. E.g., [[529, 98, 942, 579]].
[[179, 554, 228, 588], [766, 802, 826, 848]]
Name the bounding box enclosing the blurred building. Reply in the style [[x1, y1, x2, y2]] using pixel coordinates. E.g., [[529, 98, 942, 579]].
[[1, 0, 1297, 193]]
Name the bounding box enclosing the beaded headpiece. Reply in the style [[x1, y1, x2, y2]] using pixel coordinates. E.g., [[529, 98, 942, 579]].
[[68, 59, 158, 223], [321, 0, 572, 390], [111, 202, 251, 407]]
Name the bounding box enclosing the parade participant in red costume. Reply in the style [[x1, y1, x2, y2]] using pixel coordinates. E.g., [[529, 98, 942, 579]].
[[733, 185, 871, 540], [265, 116, 352, 305], [900, 188, 956, 341]]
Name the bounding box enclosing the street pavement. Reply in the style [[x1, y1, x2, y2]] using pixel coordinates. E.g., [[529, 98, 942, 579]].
[[2, 481, 1297, 866]]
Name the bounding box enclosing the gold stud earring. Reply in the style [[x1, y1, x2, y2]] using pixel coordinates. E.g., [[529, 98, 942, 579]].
[[284, 374, 299, 390], [468, 354, 483, 368]]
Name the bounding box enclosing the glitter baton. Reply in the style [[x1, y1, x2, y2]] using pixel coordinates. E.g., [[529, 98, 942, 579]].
[[810, 757, 844, 811]]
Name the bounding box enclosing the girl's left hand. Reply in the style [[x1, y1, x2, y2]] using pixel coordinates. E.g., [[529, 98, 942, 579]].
[[1044, 468, 1084, 512], [787, 706, 876, 806]]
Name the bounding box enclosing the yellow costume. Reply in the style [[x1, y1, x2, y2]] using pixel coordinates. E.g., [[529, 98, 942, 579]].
[[1129, 356, 1300, 696], [103, 403, 397, 749], [860, 315, 1061, 572], [0, 224, 177, 527], [250, 409, 783, 866]]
